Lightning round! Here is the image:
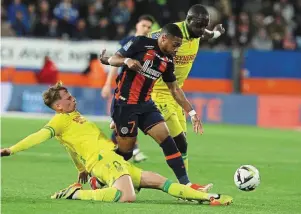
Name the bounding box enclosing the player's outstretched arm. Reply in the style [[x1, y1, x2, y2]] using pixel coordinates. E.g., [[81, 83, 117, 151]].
[[166, 81, 204, 134], [0, 129, 52, 157]]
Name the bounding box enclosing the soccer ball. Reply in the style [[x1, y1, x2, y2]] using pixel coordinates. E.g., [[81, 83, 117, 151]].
[[234, 165, 260, 191]]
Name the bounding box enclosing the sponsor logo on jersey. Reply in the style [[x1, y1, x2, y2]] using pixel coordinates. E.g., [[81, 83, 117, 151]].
[[174, 54, 197, 65], [138, 60, 161, 80], [145, 45, 154, 49]]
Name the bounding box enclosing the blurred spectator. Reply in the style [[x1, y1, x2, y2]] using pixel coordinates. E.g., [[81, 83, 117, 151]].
[[253, 12, 265, 30], [11, 11, 29, 36], [148, 0, 171, 27], [1, 0, 300, 50], [28, 4, 37, 34], [282, 31, 297, 50], [293, 0, 301, 49], [111, 0, 130, 25], [87, 4, 99, 28], [251, 28, 273, 50], [36, 56, 59, 85], [98, 18, 109, 38], [54, 0, 79, 25], [222, 15, 236, 46], [54, 0, 79, 37], [7, 0, 27, 24], [1, 6, 15, 37], [48, 19, 60, 38], [235, 12, 253, 47], [33, 0, 51, 37], [94, 0, 106, 13], [273, 0, 294, 25], [242, 0, 262, 14], [261, 0, 274, 16], [110, 0, 131, 40], [86, 3, 109, 39], [72, 19, 89, 40], [267, 15, 286, 49], [114, 24, 127, 40]]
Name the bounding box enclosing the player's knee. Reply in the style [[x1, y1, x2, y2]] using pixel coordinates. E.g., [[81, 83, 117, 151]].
[[147, 122, 170, 143], [116, 136, 137, 152], [173, 133, 187, 154]]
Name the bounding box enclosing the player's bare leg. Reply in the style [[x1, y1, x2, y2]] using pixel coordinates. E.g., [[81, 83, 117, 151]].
[[147, 122, 212, 192], [112, 174, 136, 202], [139, 171, 232, 205]]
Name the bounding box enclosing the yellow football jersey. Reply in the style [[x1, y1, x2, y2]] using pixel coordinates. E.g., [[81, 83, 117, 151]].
[[44, 111, 115, 172], [149, 21, 200, 92]]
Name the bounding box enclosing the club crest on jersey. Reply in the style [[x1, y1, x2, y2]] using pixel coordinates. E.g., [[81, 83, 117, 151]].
[[73, 116, 86, 124], [121, 127, 129, 134]]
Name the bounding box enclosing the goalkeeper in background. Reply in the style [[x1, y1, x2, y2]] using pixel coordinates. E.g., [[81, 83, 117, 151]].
[[101, 14, 157, 163], [1, 82, 232, 205]]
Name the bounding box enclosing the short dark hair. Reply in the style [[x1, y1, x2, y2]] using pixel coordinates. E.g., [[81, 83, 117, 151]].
[[187, 4, 209, 21], [161, 23, 183, 39], [138, 14, 154, 24], [43, 81, 67, 108]]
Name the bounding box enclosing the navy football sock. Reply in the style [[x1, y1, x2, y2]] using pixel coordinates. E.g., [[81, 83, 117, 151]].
[[115, 148, 133, 161], [160, 136, 190, 185]]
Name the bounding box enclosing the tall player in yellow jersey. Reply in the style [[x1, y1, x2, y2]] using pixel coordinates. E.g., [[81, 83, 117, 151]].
[[0, 82, 232, 205], [149, 4, 225, 172]]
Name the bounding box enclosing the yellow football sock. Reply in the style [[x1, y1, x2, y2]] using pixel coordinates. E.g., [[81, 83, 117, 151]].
[[75, 188, 121, 202], [162, 180, 209, 201]]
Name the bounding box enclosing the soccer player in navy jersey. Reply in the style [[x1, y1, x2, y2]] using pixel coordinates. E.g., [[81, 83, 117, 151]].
[[100, 23, 211, 191], [101, 15, 154, 163]]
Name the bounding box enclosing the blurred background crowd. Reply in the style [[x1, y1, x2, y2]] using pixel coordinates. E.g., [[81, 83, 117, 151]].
[[1, 0, 301, 50]]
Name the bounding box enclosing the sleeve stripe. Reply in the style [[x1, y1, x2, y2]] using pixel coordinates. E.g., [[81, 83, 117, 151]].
[[43, 126, 55, 138]]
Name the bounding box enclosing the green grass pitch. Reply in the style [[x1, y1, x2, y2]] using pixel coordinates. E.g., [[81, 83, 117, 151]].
[[1, 117, 301, 214]]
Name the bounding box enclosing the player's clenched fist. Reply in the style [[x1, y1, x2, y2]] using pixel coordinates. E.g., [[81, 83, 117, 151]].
[[1, 148, 12, 157], [213, 24, 225, 35], [99, 49, 110, 65], [124, 58, 143, 72], [191, 115, 204, 134]]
